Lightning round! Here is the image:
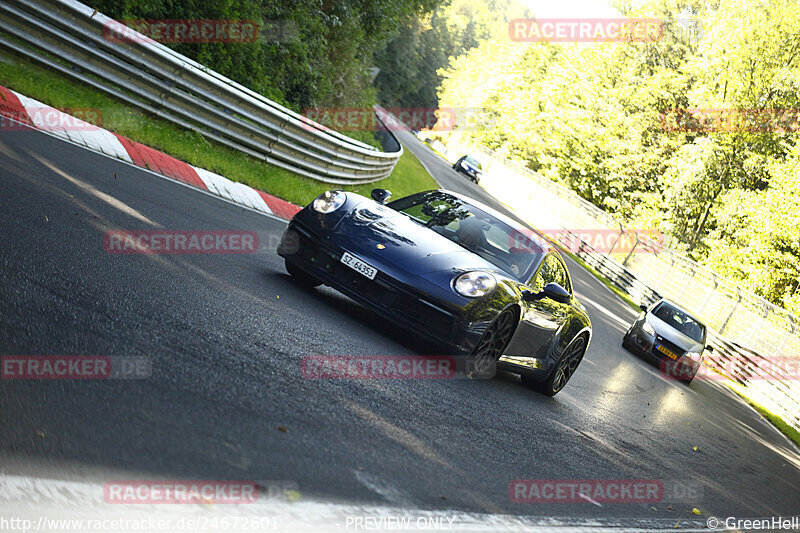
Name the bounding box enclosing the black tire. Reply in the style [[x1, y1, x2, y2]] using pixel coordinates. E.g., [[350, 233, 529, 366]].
[[621, 330, 634, 351], [285, 260, 321, 287], [534, 335, 587, 396], [469, 310, 516, 378]]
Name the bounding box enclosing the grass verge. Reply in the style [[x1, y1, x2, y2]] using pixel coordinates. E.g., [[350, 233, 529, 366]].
[[728, 383, 800, 448], [0, 54, 437, 207]]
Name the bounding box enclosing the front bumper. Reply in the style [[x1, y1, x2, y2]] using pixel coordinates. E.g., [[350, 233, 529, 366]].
[[464, 170, 480, 180], [627, 326, 700, 380], [279, 221, 482, 354]]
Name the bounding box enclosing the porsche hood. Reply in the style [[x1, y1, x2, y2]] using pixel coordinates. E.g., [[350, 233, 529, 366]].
[[329, 203, 501, 276]]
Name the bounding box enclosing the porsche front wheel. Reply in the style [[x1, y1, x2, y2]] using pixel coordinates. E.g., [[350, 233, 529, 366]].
[[534, 335, 587, 396], [470, 310, 516, 378], [285, 260, 322, 287]]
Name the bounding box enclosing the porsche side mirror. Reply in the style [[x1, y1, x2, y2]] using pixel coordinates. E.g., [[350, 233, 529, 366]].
[[542, 282, 571, 304], [639, 304, 648, 312], [371, 189, 392, 204], [705, 345, 714, 353]]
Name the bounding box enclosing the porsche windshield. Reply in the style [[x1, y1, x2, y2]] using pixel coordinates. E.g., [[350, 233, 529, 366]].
[[388, 191, 544, 280]]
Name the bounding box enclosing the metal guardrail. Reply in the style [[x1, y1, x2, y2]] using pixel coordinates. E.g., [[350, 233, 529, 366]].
[[0, 0, 402, 184], [471, 143, 800, 358], [431, 134, 800, 432], [574, 238, 800, 432]]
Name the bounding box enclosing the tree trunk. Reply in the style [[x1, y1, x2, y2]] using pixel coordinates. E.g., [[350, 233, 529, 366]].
[[687, 186, 723, 252]]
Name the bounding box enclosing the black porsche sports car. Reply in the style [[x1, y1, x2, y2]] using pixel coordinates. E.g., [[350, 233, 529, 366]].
[[278, 189, 592, 395]]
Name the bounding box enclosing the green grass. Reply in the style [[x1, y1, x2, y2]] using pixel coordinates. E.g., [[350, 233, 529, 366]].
[[0, 54, 436, 207]]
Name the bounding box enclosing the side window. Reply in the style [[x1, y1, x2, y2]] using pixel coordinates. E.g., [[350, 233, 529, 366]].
[[530, 254, 571, 293], [549, 254, 571, 293]]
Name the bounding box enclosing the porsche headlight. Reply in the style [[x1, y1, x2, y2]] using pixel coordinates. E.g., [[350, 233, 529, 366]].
[[312, 190, 346, 214], [642, 321, 655, 336], [454, 271, 496, 298]]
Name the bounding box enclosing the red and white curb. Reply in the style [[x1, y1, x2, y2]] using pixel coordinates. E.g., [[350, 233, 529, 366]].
[[0, 85, 301, 220]]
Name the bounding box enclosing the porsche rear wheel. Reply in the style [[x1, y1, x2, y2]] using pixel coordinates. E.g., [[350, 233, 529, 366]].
[[471, 310, 516, 378], [285, 260, 322, 287], [534, 335, 587, 396]]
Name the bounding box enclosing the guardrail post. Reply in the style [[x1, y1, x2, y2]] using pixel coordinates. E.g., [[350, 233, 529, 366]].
[[606, 223, 624, 256], [720, 288, 742, 335], [621, 232, 640, 266], [699, 274, 718, 314]]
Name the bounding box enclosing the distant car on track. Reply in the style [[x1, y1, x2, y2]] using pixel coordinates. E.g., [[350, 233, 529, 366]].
[[278, 189, 592, 395], [452, 155, 483, 183], [622, 298, 712, 384]]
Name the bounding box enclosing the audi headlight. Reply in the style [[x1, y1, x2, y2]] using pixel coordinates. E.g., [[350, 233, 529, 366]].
[[454, 271, 496, 298], [642, 321, 655, 336], [312, 190, 346, 214]]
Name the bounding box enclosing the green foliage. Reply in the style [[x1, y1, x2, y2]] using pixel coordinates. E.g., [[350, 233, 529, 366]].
[[0, 55, 437, 207], [374, 0, 531, 110], [437, 0, 800, 315], [90, 0, 442, 111]]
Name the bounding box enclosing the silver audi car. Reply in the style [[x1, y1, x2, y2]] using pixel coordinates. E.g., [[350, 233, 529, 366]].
[[622, 298, 713, 384]]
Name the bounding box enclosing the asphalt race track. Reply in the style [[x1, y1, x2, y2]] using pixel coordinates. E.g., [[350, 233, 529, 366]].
[[1, 124, 799, 529]]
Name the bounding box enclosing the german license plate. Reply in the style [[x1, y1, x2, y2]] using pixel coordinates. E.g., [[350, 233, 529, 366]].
[[341, 251, 377, 280], [656, 344, 678, 360]]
